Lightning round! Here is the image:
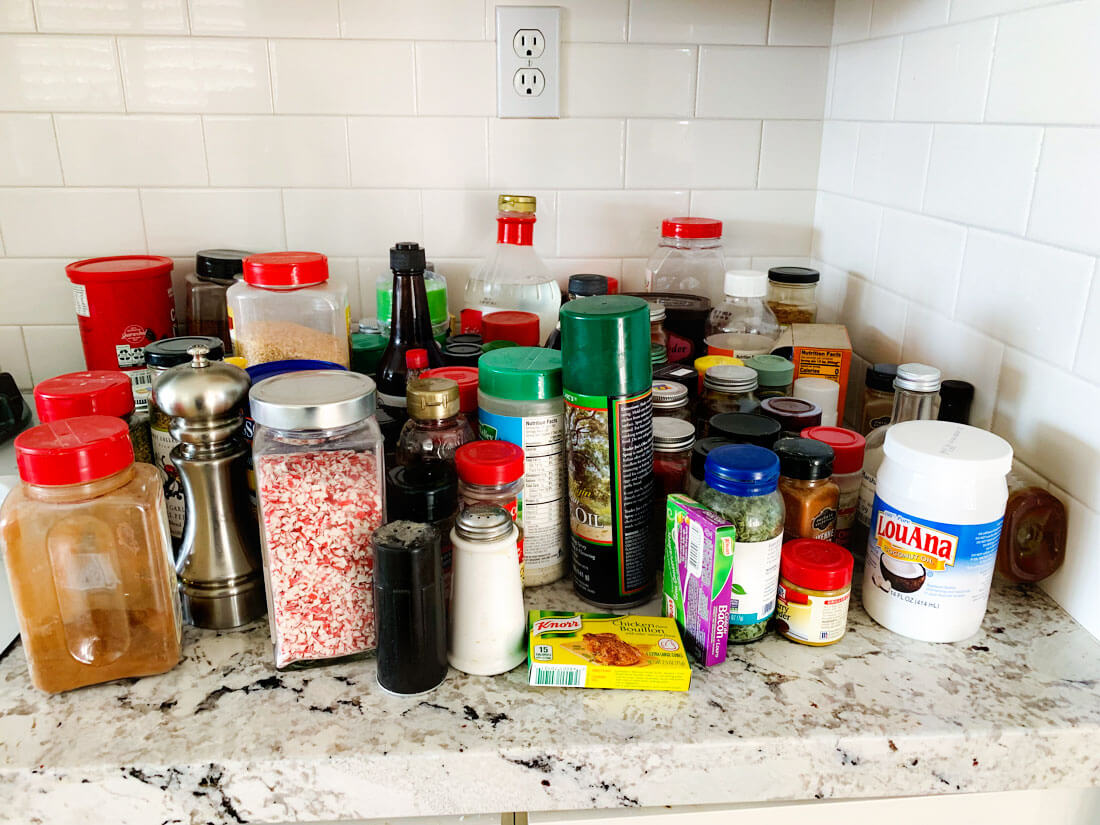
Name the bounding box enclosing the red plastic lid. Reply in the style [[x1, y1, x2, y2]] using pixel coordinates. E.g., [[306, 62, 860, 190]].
[[422, 366, 478, 413], [661, 217, 722, 240], [800, 426, 866, 474], [16, 416, 134, 486], [455, 440, 524, 486], [781, 539, 854, 592], [461, 308, 483, 334], [406, 349, 429, 371], [243, 251, 328, 288], [606, 276, 620, 295], [66, 255, 173, 284], [34, 371, 135, 422], [482, 311, 540, 347]]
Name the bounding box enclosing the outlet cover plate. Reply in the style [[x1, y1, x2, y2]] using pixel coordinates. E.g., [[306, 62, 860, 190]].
[[497, 5, 560, 118]]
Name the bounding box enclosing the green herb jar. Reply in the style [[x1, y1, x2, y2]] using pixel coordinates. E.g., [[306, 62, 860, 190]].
[[697, 443, 785, 644]]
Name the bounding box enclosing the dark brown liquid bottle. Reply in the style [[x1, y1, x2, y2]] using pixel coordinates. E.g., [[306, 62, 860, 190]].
[[375, 242, 445, 417]]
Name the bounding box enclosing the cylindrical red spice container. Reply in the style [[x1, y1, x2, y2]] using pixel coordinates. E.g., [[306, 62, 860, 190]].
[[65, 256, 177, 414], [482, 311, 541, 347], [455, 439, 525, 581], [775, 538, 853, 646], [422, 366, 479, 435], [800, 426, 865, 550]]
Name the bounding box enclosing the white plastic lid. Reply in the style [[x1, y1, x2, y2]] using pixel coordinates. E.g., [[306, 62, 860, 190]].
[[884, 420, 1012, 478], [723, 270, 767, 298]]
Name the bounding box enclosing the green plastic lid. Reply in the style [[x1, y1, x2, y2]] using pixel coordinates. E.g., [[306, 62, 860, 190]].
[[377, 277, 448, 326], [746, 354, 794, 387], [482, 339, 518, 353], [479, 346, 563, 401], [560, 295, 651, 397], [351, 333, 388, 375]]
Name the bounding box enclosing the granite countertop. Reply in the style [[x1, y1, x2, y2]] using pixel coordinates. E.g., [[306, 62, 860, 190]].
[[2, 574, 1100, 825]]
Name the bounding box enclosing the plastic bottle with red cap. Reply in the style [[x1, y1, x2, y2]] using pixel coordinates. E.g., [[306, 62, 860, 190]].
[[645, 217, 726, 304], [482, 310, 541, 347], [226, 251, 350, 368], [775, 538, 853, 646], [801, 426, 866, 551], [455, 440, 526, 582]]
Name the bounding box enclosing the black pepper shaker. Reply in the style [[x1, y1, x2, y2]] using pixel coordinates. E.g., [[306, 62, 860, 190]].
[[372, 521, 448, 696]]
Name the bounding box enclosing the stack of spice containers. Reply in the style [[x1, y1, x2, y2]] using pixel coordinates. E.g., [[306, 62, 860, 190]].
[[801, 426, 866, 550]]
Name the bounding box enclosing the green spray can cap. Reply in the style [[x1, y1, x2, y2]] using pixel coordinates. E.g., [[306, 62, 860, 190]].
[[560, 295, 651, 398]]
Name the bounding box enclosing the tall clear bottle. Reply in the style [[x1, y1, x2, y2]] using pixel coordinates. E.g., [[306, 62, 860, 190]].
[[375, 243, 445, 418], [463, 195, 560, 345], [853, 363, 941, 551]]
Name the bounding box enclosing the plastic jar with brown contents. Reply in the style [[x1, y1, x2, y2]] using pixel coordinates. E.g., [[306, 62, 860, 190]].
[[774, 437, 839, 542], [861, 363, 897, 435]]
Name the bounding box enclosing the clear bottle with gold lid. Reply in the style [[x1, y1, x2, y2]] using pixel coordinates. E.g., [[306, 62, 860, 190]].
[[396, 377, 476, 467]]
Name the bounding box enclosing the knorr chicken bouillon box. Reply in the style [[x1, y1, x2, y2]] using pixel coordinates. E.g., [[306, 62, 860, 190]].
[[527, 611, 691, 692]]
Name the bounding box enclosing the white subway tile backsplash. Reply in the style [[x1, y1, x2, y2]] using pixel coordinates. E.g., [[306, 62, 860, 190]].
[[341, 0, 483, 39], [544, 258, 622, 283], [949, 0, 1063, 22], [875, 209, 966, 315], [283, 189, 420, 258], [36, 0, 188, 33], [489, 119, 623, 189], [812, 192, 882, 277], [1040, 489, 1100, 637], [0, 189, 145, 257], [626, 120, 760, 190], [1075, 266, 1100, 385], [0, 115, 63, 186], [141, 189, 285, 257], [628, 0, 769, 45], [0, 260, 75, 326], [829, 37, 902, 120], [558, 190, 688, 258], [0, 35, 124, 112], [697, 46, 829, 120], [55, 115, 207, 186], [564, 44, 695, 118], [894, 19, 996, 123], [923, 124, 1042, 235], [852, 122, 932, 210], [956, 230, 1093, 368], [986, 1, 1100, 125], [204, 116, 349, 187], [839, 275, 907, 363], [832, 0, 873, 43], [486, 0, 628, 42], [691, 190, 816, 257], [415, 43, 495, 117], [22, 325, 85, 385], [350, 117, 487, 189], [1028, 128, 1100, 257], [758, 120, 823, 190], [119, 38, 272, 113], [816, 121, 859, 194], [189, 0, 341, 38], [769, 0, 835, 46], [0, 0, 34, 32], [870, 0, 949, 36], [0, 327, 30, 390], [270, 40, 415, 115]]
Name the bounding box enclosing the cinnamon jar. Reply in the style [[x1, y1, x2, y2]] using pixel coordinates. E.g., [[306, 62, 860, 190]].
[[774, 437, 839, 542]]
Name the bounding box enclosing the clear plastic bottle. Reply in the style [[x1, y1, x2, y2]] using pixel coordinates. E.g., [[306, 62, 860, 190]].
[[397, 378, 476, 467], [706, 270, 781, 359], [464, 194, 560, 345], [645, 217, 726, 304]]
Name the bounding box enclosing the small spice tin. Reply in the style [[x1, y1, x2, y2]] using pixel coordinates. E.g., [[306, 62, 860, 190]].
[[775, 539, 853, 646]]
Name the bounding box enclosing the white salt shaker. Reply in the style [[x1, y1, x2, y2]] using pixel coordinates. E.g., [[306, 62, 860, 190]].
[[448, 505, 526, 676], [793, 376, 840, 426]]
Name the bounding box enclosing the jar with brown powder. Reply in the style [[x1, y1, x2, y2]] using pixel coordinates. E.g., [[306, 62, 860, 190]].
[[774, 437, 839, 542]]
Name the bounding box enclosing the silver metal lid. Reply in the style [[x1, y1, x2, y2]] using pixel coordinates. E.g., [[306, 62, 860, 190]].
[[704, 364, 758, 393], [652, 380, 688, 407], [152, 346, 250, 421], [653, 416, 695, 451], [894, 363, 942, 393], [250, 370, 377, 431], [455, 504, 514, 543]]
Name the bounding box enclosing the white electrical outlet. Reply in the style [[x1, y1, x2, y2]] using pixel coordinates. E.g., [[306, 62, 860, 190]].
[[497, 6, 560, 118]]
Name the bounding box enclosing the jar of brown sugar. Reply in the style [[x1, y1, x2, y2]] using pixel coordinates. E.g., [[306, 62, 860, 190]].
[[766, 266, 819, 326], [774, 437, 839, 542]]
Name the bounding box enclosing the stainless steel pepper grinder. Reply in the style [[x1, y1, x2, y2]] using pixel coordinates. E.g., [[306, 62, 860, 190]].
[[152, 345, 265, 629]]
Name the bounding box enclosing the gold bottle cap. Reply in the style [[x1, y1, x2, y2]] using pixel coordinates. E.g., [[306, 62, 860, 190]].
[[407, 377, 461, 420], [498, 194, 536, 214]]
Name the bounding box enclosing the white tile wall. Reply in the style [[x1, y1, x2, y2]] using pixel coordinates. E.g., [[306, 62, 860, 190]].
[[55, 115, 208, 186], [628, 0, 770, 44], [696, 46, 829, 119], [188, 0, 341, 38], [626, 120, 760, 190], [0, 115, 63, 186], [204, 116, 350, 187]]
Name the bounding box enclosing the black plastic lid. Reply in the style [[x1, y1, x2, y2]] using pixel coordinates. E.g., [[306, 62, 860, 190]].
[[568, 274, 609, 297], [866, 363, 898, 393], [691, 436, 731, 479], [774, 436, 834, 480], [196, 249, 249, 283], [623, 292, 711, 319], [768, 266, 820, 285], [442, 341, 483, 368], [653, 362, 699, 399], [386, 463, 458, 523], [448, 333, 484, 346], [938, 379, 975, 425], [373, 521, 442, 590], [391, 241, 426, 273], [144, 335, 224, 368], [709, 412, 782, 448]]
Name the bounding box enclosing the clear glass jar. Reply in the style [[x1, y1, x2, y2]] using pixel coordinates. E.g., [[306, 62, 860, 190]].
[[645, 217, 726, 304], [397, 377, 476, 466], [250, 371, 385, 669], [697, 364, 760, 434], [652, 380, 692, 422], [765, 266, 819, 326], [0, 416, 181, 693], [185, 249, 248, 352], [706, 270, 781, 359], [745, 354, 794, 399], [649, 301, 669, 366], [228, 252, 350, 368]]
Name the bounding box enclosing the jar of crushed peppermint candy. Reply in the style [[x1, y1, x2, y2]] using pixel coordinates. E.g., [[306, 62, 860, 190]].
[[250, 370, 385, 669]]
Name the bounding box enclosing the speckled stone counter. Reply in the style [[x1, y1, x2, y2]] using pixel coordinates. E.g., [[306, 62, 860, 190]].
[[2, 576, 1099, 825]]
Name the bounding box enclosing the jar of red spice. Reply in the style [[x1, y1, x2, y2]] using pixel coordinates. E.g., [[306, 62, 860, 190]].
[[455, 440, 525, 581], [775, 539, 853, 646], [800, 426, 865, 551], [250, 370, 384, 669], [652, 416, 695, 567]]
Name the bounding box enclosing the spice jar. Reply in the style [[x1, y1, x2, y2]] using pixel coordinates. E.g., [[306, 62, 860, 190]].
[[34, 370, 154, 466], [626, 292, 712, 363], [760, 396, 822, 437], [697, 444, 785, 644], [228, 252, 350, 368], [685, 436, 730, 499], [455, 440, 525, 582], [186, 249, 248, 350], [397, 377, 476, 467], [801, 426, 865, 551], [709, 412, 781, 449], [653, 362, 699, 408], [766, 266, 819, 326], [251, 371, 385, 669], [693, 354, 742, 394], [793, 376, 840, 427], [653, 417, 695, 498], [775, 539, 852, 646], [860, 363, 897, 435], [938, 379, 975, 425], [697, 364, 760, 433], [645, 217, 726, 303], [775, 437, 839, 542], [351, 332, 387, 377], [746, 354, 794, 399], [386, 463, 459, 603], [649, 302, 669, 367], [652, 380, 692, 422], [0, 416, 181, 693]]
